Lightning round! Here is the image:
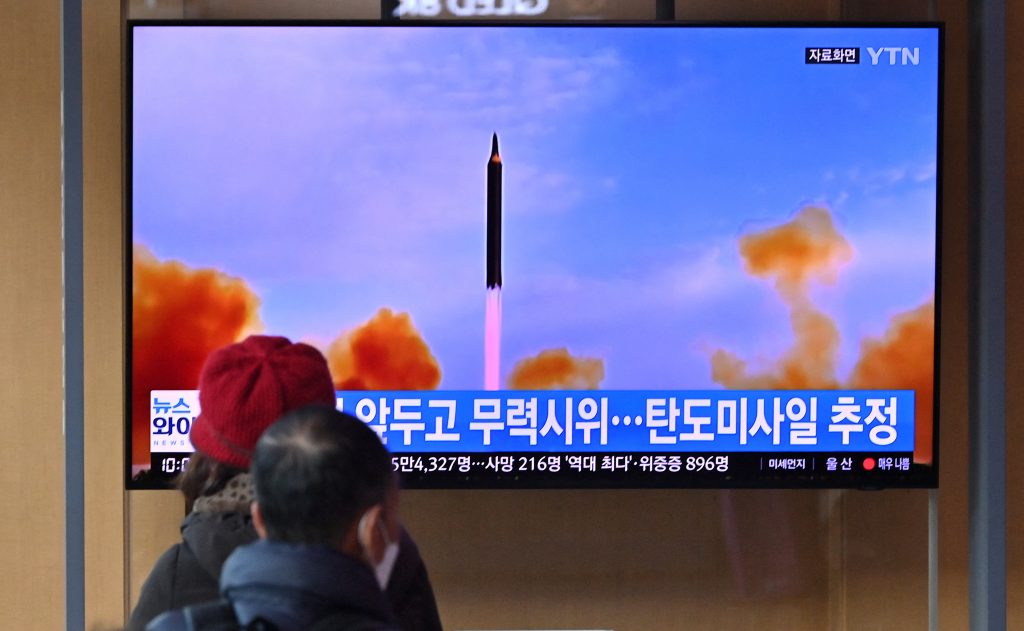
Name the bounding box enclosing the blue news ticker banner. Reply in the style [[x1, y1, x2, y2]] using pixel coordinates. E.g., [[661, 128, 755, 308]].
[[336, 390, 914, 454], [150, 389, 914, 456]]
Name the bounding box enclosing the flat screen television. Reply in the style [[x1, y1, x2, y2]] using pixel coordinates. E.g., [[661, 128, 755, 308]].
[[127, 21, 942, 489]]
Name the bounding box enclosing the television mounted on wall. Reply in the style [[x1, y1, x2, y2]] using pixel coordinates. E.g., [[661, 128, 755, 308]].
[[127, 21, 942, 489]]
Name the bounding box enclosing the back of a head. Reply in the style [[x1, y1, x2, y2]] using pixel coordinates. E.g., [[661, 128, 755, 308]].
[[179, 335, 337, 508], [190, 335, 338, 470], [252, 405, 393, 545]]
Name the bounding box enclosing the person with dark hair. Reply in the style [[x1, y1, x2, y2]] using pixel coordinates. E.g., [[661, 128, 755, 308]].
[[128, 335, 441, 631], [150, 406, 405, 631]]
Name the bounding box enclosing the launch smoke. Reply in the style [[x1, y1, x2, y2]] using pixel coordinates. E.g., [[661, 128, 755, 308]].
[[740, 205, 853, 299], [712, 206, 850, 390], [132, 248, 445, 465], [327, 308, 441, 391], [507, 348, 605, 390], [132, 246, 262, 465], [710, 206, 935, 463], [848, 299, 935, 463]]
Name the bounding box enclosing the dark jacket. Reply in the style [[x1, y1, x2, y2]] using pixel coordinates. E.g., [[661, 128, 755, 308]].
[[128, 512, 442, 631], [149, 540, 401, 631], [128, 511, 257, 631]]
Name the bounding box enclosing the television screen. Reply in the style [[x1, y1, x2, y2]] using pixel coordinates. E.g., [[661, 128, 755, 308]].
[[128, 22, 941, 489]]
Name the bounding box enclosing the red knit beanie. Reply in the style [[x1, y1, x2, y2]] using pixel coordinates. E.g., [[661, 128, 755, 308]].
[[189, 335, 337, 469]]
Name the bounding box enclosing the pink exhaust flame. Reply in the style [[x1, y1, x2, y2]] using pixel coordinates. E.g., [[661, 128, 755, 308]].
[[485, 288, 502, 390]]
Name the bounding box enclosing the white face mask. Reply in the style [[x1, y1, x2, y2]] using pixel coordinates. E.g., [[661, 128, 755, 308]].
[[374, 527, 400, 590], [358, 511, 400, 590]]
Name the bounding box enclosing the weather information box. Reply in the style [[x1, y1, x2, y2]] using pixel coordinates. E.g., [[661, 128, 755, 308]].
[[150, 389, 915, 487]]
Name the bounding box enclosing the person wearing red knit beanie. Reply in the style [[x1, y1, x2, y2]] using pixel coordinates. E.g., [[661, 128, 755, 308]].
[[127, 335, 442, 631], [189, 335, 337, 470]]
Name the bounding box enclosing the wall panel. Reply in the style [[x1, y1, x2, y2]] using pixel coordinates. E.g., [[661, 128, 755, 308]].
[[935, 0, 972, 627], [0, 1, 66, 629], [127, 490, 183, 610], [84, 0, 129, 628]]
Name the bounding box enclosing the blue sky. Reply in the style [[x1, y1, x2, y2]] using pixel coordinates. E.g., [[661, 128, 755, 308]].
[[133, 25, 940, 389]]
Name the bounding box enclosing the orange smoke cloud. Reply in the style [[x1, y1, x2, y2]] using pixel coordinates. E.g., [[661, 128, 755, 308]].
[[740, 206, 853, 299], [711, 206, 935, 463], [711, 308, 841, 390], [132, 246, 261, 467], [327, 308, 441, 391], [712, 206, 850, 390], [507, 348, 605, 390], [848, 300, 935, 463]]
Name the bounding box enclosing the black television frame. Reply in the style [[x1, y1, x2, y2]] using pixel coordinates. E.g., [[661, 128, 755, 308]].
[[124, 19, 943, 491]]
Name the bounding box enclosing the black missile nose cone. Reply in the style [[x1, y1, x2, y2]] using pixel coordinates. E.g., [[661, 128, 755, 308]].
[[491, 133, 499, 157]]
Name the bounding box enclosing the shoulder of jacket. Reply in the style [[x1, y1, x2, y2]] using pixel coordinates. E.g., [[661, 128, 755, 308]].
[[144, 607, 187, 631]]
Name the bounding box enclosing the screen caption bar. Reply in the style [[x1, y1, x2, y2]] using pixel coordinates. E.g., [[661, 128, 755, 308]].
[[389, 451, 918, 483]]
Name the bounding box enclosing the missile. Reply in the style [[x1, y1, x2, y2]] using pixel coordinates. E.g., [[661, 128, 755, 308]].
[[486, 133, 502, 289]]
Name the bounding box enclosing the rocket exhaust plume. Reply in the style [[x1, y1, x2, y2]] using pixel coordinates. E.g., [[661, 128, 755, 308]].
[[485, 133, 503, 390], [485, 291, 501, 390]]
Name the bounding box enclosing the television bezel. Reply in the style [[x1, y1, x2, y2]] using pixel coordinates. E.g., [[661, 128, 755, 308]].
[[124, 19, 944, 491]]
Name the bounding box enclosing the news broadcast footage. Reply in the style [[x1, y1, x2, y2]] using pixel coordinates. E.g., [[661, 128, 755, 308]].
[[130, 25, 940, 488]]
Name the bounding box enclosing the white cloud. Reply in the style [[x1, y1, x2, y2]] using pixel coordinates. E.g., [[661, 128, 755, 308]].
[[509, 240, 742, 333], [138, 28, 635, 290], [845, 159, 935, 193], [913, 160, 937, 182]]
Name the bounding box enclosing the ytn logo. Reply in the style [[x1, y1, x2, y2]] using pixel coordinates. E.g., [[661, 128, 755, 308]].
[[394, 0, 549, 17], [867, 47, 920, 66]]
